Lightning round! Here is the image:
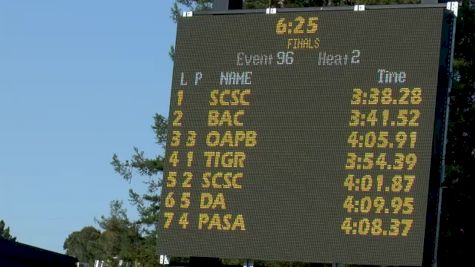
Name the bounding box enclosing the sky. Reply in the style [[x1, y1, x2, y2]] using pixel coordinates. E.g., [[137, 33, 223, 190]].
[[0, 0, 177, 253]]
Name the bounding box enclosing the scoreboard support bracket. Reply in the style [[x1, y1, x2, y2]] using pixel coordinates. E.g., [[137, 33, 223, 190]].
[[353, 5, 366, 11], [423, 2, 458, 267]]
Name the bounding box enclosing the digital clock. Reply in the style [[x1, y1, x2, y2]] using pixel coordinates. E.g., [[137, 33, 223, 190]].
[[275, 16, 318, 35]]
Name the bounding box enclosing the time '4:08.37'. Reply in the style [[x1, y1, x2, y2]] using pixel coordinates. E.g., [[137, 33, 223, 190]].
[[341, 217, 413, 237]]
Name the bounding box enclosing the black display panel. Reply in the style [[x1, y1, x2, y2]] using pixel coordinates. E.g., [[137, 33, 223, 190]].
[[157, 6, 452, 266]]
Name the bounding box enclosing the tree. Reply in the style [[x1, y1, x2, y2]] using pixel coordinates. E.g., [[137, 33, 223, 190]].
[[64, 226, 102, 265], [111, 115, 166, 266], [0, 219, 16, 241], [171, 0, 214, 22], [111, 115, 166, 227], [244, 0, 418, 8], [64, 201, 154, 266], [95, 201, 144, 265]]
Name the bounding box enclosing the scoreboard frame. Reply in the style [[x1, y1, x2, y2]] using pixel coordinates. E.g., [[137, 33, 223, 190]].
[[159, 3, 458, 266]]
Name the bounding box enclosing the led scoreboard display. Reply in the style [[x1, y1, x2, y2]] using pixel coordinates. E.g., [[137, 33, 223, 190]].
[[157, 5, 454, 266]]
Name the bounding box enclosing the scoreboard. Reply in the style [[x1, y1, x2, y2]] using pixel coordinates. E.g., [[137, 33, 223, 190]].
[[157, 5, 454, 266]]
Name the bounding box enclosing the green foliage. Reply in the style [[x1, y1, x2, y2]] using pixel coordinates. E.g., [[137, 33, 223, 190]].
[[357, 0, 418, 4], [244, 0, 274, 8], [244, 0, 329, 9], [111, 114, 166, 230], [171, 0, 214, 22], [95, 201, 144, 265], [169, 45, 175, 62], [244, 0, 418, 8], [0, 219, 16, 241], [109, 115, 168, 266], [65, 201, 158, 266], [64, 226, 102, 265]]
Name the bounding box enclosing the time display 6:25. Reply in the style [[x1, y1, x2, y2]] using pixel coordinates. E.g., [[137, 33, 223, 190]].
[[276, 16, 318, 35]]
